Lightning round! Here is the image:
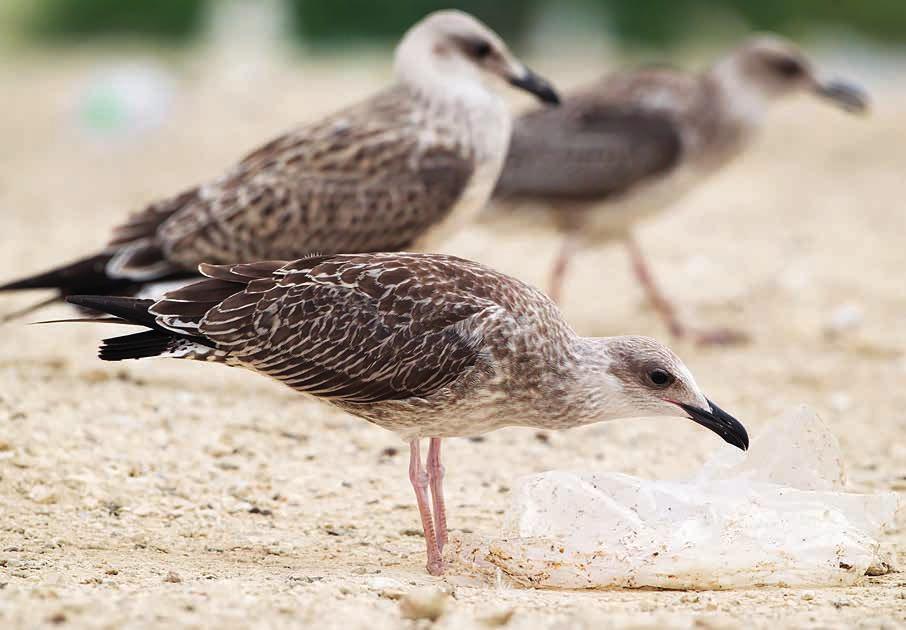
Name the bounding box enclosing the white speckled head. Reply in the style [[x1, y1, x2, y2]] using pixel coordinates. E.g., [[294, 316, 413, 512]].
[[732, 35, 816, 94], [710, 34, 868, 123], [602, 336, 706, 413], [394, 10, 560, 106], [598, 336, 749, 450]]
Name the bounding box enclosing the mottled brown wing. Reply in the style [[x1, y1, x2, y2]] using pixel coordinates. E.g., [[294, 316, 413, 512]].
[[107, 189, 201, 248], [103, 189, 202, 280], [149, 88, 475, 270], [495, 101, 682, 201], [152, 254, 495, 403]]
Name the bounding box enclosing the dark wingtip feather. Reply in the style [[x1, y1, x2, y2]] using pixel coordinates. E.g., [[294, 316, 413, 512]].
[[0, 276, 54, 292], [0, 269, 70, 292], [65, 295, 157, 328], [0, 254, 118, 293]]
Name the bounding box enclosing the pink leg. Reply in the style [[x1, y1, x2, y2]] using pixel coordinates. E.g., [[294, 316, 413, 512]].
[[626, 232, 685, 338], [548, 233, 579, 305], [626, 233, 749, 346], [409, 439, 444, 576], [426, 438, 447, 551]]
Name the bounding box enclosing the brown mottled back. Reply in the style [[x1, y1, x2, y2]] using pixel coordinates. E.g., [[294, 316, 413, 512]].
[[108, 86, 476, 279], [150, 254, 525, 403]]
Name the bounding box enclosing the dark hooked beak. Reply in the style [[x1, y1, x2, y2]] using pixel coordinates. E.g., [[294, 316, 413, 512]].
[[508, 66, 561, 106], [675, 398, 749, 451], [814, 79, 869, 114]]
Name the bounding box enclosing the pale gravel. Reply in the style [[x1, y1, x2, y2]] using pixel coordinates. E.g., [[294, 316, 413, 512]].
[[0, 51, 904, 629]]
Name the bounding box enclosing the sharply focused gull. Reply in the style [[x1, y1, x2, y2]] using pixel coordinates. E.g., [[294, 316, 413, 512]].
[[493, 35, 868, 344], [0, 10, 559, 319], [61, 252, 749, 576]]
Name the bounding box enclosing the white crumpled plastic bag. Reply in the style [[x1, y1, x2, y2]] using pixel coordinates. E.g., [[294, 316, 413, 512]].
[[477, 406, 900, 589]]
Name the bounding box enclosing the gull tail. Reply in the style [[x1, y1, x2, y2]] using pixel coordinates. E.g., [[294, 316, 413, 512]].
[[63, 295, 214, 361], [0, 254, 194, 322], [0, 254, 123, 293], [0, 254, 131, 323]]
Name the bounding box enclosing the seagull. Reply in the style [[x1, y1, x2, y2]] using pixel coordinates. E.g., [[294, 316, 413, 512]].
[[0, 10, 559, 321], [493, 34, 868, 344], [60, 252, 749, 576]]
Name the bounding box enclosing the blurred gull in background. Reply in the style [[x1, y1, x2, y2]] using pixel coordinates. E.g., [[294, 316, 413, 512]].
[[493, 34, 868, 345]]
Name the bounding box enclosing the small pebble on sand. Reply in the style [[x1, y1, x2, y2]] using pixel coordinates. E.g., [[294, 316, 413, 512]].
[[163, 571, 182, 583]]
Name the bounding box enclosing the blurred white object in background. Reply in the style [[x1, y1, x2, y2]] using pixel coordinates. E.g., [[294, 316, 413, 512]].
[[470, 405, 899, 589], [73, 63, 175, 142], [201, 0, 292, 99], [824, 301, 865, 337]]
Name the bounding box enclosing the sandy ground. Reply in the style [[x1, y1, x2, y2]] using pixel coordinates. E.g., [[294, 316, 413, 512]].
[[0, 50, 904, 629]]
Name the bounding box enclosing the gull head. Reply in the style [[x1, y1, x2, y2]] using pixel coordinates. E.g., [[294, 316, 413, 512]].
[[395, 10, 560, 105], [716, 34, 868, 115], [602, 336, 749, 451]]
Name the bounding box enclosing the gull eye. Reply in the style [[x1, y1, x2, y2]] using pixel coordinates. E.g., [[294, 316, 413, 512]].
[[468, 39, 493, 59], [770, 57, 804, 78], [647, 369, 674, 388]]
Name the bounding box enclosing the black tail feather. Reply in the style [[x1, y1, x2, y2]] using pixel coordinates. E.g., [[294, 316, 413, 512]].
[[99, 330, 176, 361], [62, 294, 215, 361]]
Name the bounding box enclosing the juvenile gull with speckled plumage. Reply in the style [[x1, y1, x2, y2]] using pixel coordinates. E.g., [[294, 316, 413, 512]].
[[62, 252, 748, 576], [494, 34, 867, 343], [0, 10, 559, 318]]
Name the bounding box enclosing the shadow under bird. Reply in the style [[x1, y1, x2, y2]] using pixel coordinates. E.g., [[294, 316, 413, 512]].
[[59, 252, 749, 576], [0, 9, 559, 321], [493, 34, 868, 344]]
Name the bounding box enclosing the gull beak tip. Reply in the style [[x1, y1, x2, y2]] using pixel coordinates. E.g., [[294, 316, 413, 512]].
[[816, 79, 870, 115], [677, 398, 749, 452], [508, 68, 561, 106]]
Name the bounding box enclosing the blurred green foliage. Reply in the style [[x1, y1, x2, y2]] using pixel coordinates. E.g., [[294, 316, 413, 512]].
[[288, 1, 536, 43], [26, 0, 207, 41], [604, 0, 906, 44], [19, 0, 906, 45]]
